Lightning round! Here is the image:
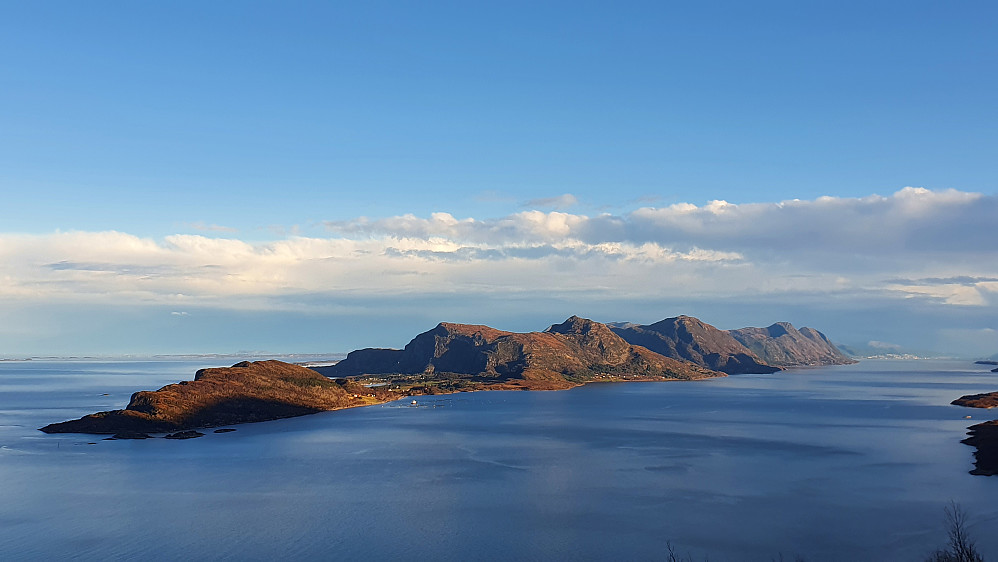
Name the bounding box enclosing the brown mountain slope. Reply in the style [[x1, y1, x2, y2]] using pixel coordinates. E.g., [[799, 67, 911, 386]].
[[610, 315, 778, 374], [728, 322, 855, 367], [40, 360, 385, 435], [316, 316, 723, 388]]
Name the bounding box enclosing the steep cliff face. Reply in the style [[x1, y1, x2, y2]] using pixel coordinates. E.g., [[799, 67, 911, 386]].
[[317, 316, 723, 387], [611, 315, 779, 374], [728, 323, 855, 367]]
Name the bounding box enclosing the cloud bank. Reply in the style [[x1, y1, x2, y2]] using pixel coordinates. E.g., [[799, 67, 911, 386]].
[[1, 187, 996, 355], [1, 188, 995, 312]]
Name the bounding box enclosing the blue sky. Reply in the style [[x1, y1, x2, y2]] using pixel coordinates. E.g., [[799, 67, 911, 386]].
[[1, 2, 996, 357]]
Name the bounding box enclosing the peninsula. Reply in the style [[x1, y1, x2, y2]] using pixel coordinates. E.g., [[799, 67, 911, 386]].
[[40, 360, 391, 435], [41, 314, 854, 436]]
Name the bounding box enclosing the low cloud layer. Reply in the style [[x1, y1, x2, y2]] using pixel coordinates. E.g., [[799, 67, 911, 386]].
[[1, 188, 996, 354]]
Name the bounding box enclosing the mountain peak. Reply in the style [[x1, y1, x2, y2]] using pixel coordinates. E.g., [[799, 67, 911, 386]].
[[546, 315, 601, 335], [730, 323, 854, 367], [766, 322, 795, 337], [612, 315, 778, 374]]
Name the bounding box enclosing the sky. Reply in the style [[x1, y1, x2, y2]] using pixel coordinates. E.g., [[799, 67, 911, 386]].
[[1, 1, 996, 358]]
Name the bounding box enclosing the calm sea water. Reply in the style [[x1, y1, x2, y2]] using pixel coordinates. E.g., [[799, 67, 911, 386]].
[[1, 359, 996, 561]]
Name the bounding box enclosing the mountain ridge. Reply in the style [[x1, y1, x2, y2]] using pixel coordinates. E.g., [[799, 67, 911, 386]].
[[610, 315, 779, 374], [316, 315, 722, 389]]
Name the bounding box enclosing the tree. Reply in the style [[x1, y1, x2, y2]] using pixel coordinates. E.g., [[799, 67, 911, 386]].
[[926, 501, 985, 562]]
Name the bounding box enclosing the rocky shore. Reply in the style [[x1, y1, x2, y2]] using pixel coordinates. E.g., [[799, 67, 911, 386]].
[[952, 391, 998, 476]]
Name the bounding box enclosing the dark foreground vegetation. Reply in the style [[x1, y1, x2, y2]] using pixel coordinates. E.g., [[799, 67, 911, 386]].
[[925, 502, 985, 562], [663, 503, 986, 561]]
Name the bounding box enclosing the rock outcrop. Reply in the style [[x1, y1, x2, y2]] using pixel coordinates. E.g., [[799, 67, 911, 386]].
[[728, 322, 855, 367], [962, 420, 998, 476], [951, 392, 998, 476], [315, 316, 723, 388], [952, 392, 998, 409], [610, 316, 779, 374]]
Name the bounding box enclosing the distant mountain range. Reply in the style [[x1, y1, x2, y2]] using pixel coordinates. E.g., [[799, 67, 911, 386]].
[[314, 316, 721, 389], [317, 314, 854, 381]]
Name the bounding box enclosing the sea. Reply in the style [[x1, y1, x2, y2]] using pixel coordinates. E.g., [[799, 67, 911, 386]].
[[1, 359, 996, 561]]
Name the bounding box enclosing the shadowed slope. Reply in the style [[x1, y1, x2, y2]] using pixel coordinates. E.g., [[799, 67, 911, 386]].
[[611, 315, 778, 374], [728, 322, 855, 367], [953, 392, 998, 475], [962, 421, 998, 476], [41, 360, 382, 434]]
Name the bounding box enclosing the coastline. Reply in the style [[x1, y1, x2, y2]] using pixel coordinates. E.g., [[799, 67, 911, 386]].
[[38, 360, 720, 436]]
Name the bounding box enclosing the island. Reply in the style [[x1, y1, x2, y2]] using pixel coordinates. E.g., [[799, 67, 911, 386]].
[[952, 392, 998, 409], [40, 314, 855, 437], [40, 360, 396, 435]]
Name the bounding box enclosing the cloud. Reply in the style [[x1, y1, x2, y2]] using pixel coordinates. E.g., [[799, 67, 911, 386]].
[[868, 340, 901, 350], [522, 193, 579, 210], [885, 276, 998, 286], [323, 187, 996, 261], [1, 189, 996, 322], [171, 311, 188, 316]]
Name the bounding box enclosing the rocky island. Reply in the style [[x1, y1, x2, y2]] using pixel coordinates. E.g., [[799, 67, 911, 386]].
[[952, 392, 998, 409], [40, 360, 391, 435], [41, 314, 855, 437], [952, 391, 998, 476]]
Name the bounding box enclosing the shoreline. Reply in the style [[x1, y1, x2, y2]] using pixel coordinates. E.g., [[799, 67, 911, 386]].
[[38, 360, 719, 436]]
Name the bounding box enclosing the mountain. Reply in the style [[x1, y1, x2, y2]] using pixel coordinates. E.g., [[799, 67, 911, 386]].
[[610, 316, 778, 374], [40, 360, 390, 435], [315, 316, 723, 389], [728, 323, 856, 367]]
